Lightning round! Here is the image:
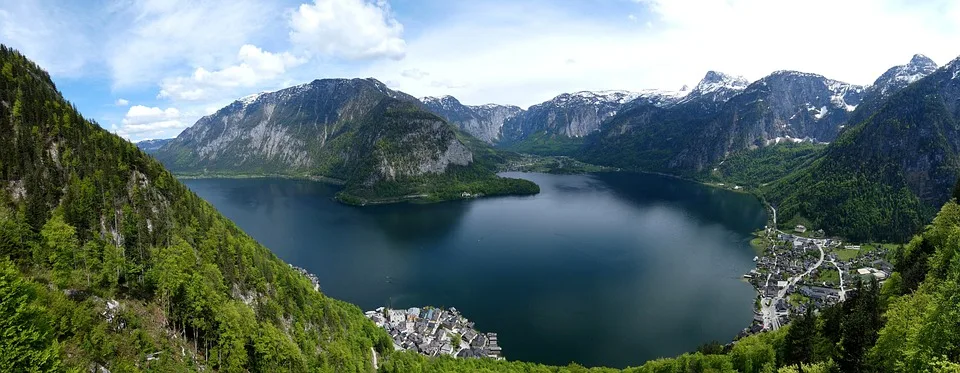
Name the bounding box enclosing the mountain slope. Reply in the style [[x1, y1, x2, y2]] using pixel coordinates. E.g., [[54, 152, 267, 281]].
[[421, 95, 521, 144], [496, 89, 686, 155], [155, 79, 537, 204], [0, 45, 388, 372], [845, 54, 939, 127], [768, 56, 960, 241], [135, 138, 173, 154], [582, 70, 865, 174]]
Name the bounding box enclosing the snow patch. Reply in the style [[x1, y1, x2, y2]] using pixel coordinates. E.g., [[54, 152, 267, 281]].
[[765, 136, 810, 146], [239, 92, 265, 106]]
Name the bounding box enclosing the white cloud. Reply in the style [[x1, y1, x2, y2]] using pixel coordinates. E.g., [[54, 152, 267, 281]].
[[115, 105, 187, 141], [108, 0, 277, 88], [290, 0, 406, 60], [115, 98, 130, 106], [0, 3, 93, 76], [158, 44, 305, 101], [363, 0, 960, 107]]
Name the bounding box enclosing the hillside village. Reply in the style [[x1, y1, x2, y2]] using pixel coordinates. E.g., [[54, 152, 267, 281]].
[[365, 306, 504, 360], [741, 220, 894, 336]]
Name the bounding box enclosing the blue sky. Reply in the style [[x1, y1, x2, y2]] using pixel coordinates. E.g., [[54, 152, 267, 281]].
[[2, 0, 959, 141]]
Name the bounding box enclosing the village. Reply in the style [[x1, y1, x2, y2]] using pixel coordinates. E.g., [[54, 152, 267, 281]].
[[740, 209, 896, 337], [364, 306, 504, 360]]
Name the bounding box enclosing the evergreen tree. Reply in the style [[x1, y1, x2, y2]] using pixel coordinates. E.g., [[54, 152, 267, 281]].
[[785, 306, 816, 371]]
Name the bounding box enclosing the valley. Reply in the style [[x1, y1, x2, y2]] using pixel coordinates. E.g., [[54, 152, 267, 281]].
[[5, 5, 960, 368]]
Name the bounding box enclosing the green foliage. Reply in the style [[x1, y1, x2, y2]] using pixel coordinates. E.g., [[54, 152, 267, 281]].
[[0, 260, 61, 372], [871, 200, 960, 372], [498, 131, 585, 156], [0, 44, 385, 372], [710, 143, 825, 188], [764, 156, 930, 242], [783, 307, 815, 369]]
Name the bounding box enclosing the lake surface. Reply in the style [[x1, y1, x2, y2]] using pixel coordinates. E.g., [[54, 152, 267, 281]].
[[183, 172, 767, 368]]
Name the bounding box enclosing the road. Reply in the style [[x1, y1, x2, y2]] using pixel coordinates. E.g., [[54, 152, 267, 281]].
[[829, 259, 846, 301], [759, 223, 826, 330]]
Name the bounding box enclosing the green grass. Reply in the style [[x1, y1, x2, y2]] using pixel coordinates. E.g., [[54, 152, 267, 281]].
[[834, 249, 861, 261], [789, 293, 811, 307], [814, 268, 840, 286]]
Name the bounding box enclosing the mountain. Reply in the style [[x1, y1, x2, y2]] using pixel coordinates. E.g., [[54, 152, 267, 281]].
[[676, 71, 750, 108], [768, 56, 960, 241], [846, 54, 939, 126], [0, 45, 388, 371], [134, 138, 173, 154], [154, 79, 537, 204], [496, 89, 687, 155], [420, 95, 522, 143], [582, 70, 865, 173]]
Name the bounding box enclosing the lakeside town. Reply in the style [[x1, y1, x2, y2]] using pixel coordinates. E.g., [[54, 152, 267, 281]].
[[740, 206, 895, 336], [364, 306, 504, 360]]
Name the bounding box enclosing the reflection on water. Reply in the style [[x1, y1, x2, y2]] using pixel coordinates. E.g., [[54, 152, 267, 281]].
[[183, 172, 767, 368]]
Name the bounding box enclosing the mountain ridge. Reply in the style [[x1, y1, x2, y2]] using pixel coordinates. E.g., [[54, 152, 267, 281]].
[[155, 78, 538, 204]]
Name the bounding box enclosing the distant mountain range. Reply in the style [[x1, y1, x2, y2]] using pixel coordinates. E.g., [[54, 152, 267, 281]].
[[135, 138, 173, 154], [153, 52, 958, 240]]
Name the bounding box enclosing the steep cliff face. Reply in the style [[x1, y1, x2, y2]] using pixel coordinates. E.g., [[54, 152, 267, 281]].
[[345, 101, 473, 187], [500, 90, 675, 142], [585, 70, 866, 173], [154, 79, 537, 202], [421, 95, 522, 143], [157, 78, 420, 176], [769, 56, 960, 240], [676, 71, 750, 108], [846, 54, 939, 126]]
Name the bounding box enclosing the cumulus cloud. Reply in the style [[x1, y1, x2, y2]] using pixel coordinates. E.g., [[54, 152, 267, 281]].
[[290, 0, 406, 60], [158, 44, 305, 101], [108, 0, 277, 87], [115, 105, 187, 141], [115, 98, 130, 106]]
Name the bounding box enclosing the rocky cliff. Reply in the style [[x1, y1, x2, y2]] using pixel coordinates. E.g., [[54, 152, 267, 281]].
[[421, 95, 522, 144], [154, 78, 538, 203]]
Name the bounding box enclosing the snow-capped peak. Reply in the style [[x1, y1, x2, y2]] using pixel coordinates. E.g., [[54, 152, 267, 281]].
[[695, 71, 749, 93], [909, 54, 937, 70], [679, 71, 750, 103], [239, 92, 266, 106], [871, 54, 940, 97]]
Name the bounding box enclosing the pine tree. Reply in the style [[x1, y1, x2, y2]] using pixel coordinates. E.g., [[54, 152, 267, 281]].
[[785, 305, 816, 371]]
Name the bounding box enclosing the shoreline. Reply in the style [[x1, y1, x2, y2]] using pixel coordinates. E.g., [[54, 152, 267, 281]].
[[175, 172, 347, 185]]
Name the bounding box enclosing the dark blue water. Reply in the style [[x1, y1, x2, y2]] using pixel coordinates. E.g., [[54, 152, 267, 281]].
[[182, 172, 766, 368]]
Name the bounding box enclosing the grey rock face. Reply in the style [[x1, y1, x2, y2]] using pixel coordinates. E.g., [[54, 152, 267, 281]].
[[846, 54, 940, 126], [679, 71, 750, 104], [421, 96, 522, 143], [501, 90, 647, 142], [155, 78, 474, 181], [871, 54, 939, 99]]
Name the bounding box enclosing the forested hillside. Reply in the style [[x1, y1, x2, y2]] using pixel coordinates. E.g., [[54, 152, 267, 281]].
[[0, 45, 390, 371], [768, 58, 960, 242]]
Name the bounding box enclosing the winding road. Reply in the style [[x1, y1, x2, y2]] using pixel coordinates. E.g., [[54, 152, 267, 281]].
[[759, 204, 828, 330]]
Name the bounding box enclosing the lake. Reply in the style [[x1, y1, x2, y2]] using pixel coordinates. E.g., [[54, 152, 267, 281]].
[[182, 172, 767, 368]]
